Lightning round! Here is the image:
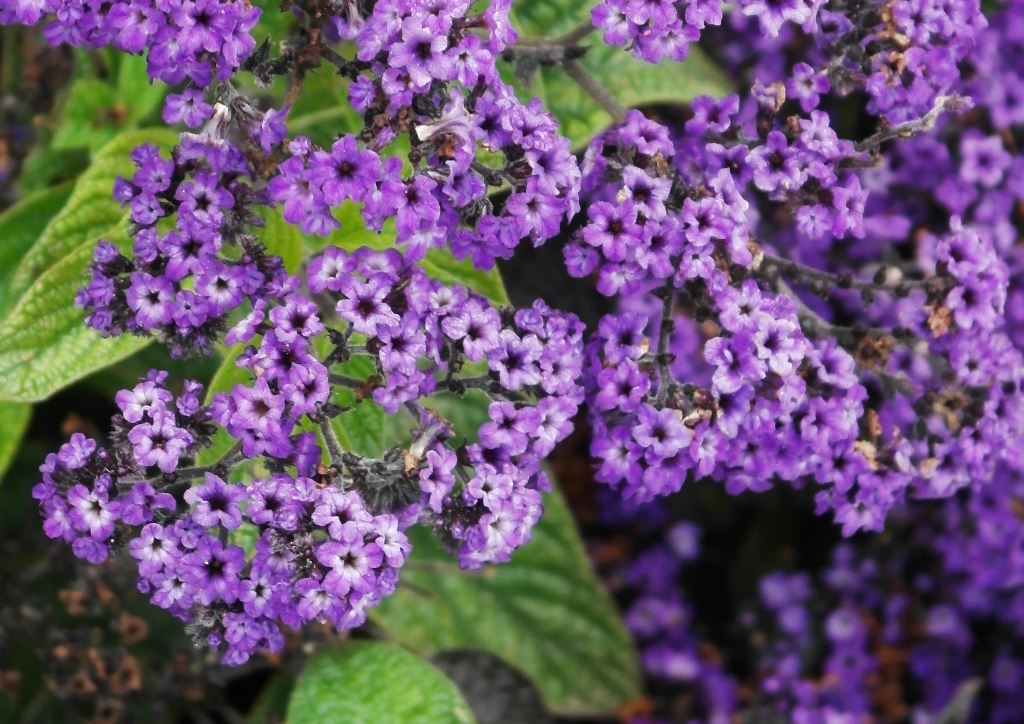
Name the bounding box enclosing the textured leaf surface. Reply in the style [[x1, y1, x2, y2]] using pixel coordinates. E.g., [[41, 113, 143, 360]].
[[0, 402, 31, 486], [8, 129, 180, 305], [287, 641, 476, 724], [0, 182, 74, 319], [329, 355, 387, 459], [371, 481, 641, 715], [0, 232, 151, 402], [51, 79, 121, 152], [510, 1, 732, 146]]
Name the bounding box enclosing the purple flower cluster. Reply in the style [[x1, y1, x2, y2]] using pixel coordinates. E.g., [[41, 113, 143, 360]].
[[591, 0, 830, 65], [564, 0, 1024, 533], [76, 137, 292, 358], [2, 0, 258, 101], [304, 245, 585, 567], [41, 242, 584, 662], [33, 425, 408, 665], [266, 0, 581, 268], [568, 109, 916, 533]]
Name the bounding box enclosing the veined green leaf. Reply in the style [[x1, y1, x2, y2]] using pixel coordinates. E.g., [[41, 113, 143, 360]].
[[8, 128, 180, 306], [0, 402, 31, 486], [51, 78, 122, 152], [0, 228, 151, 402], [371, 477, 642, 716], [0, 182, 74, 320], [287, 641, 476, 724]]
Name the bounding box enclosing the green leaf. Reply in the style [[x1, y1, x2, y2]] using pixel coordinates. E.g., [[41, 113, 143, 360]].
[[51, 78, 123, 152], [8, 128, 180, 306], [196, 346, 250, 466], [0, 182, 74, 320], [422, 250, 510, 306], [509, 2, 733, 146], [0, 226, 151, 403], [117, 55, 168, 124], [16, 145, 90, 196], [330, 355, 386, 458], [287, 641, 476, 724], [288, 68, 364, 148], [257, 205, 305, 274], [371, 479, 641, 716], [0, 402, 31, 486]]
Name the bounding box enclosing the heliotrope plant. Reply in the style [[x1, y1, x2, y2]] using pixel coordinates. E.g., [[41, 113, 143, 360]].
[[1, 0, 1023, 719]]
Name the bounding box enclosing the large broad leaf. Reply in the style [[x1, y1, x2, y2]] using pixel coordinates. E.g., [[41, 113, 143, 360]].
[[0, 402, 31, 486], [509, 0, 733, 146], [370, 480, 642, 716], [117, 54, 168, 125], [287, 641, 477, 724], [50, 78, 123, 152], [0, 182, 74, 320], [7, 128, 180, 306], [0, 226, 151, 403]]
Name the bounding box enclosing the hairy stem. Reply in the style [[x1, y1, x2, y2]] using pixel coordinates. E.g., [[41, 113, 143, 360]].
[[317, 407, 347, 467]]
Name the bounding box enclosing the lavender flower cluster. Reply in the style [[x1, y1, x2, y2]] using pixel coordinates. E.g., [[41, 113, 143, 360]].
[[10, 0, 1024, 698], [581, 0, 1024, 720], [1, 0, 257, 90], [38, 240, 584, 663], [78, 137, 290, 358], [263, 0, 581, 268], [571, 4, 1024, 536]]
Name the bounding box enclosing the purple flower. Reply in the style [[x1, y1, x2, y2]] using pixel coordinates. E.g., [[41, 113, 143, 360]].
[[184, 473, 246, 530], [336, 276, 401, 337], [121, 482, 177, 525], [488, 330, 542, 390], [67, 483, 121, 540], [129, 523, 180, 577], [179, 536, 246, 605], [127, 404, 193, 473], [317, 528, 384, 596]]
